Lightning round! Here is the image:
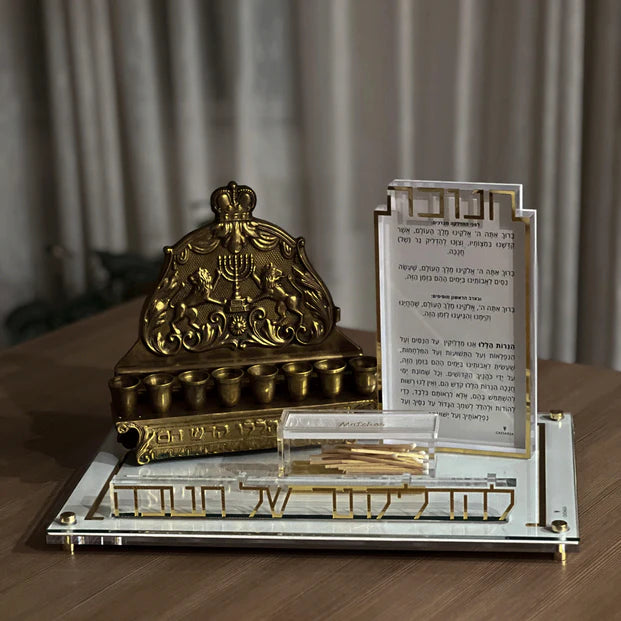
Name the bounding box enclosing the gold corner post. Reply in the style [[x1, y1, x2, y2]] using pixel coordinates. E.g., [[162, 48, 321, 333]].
[[59, 511, 76, 554]]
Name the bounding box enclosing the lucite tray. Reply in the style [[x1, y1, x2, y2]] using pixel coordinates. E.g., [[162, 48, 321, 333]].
[[47, 414, 579, 560]]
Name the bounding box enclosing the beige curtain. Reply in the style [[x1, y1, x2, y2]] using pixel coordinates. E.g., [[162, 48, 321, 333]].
[[1, 0, 620, 368]]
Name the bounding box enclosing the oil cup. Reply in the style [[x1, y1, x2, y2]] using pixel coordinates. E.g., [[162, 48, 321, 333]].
[[247, 364, 278, 404], [282, 361, 313, 401], [314, 359, 347, 398], [143, 373, 175, 414], [178, 370, 210, 411], [348, 355, 378, 396], [212, 367, 244, 407], [108, 375, 140, 416]]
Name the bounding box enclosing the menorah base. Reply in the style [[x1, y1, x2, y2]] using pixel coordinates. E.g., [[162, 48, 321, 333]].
[[112, 327, 378, 459], [115, 392, 377, 465]]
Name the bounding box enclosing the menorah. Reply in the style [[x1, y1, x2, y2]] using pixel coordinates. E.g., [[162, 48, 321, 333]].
[[218, 253, 254, 301], [112, 181, 367, 464]]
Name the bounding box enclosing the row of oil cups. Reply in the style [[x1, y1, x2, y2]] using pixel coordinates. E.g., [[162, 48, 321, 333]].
[[109, 356, 377, 415]]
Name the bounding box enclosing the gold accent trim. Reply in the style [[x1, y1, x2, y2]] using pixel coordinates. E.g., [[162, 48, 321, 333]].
[[465, 189, 485, 220], [498, 489, 515, 521], [538, 422, 547, 526], [85, 453, 127, 520], [62, 536, 74, 555], [449, 188, 460, 219], [414, 490, 429, 520], [417, 187, 445, 218], [59, 512, 76, 525]]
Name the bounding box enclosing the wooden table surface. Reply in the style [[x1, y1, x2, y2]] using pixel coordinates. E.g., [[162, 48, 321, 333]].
[[1, 299, 619, 620]]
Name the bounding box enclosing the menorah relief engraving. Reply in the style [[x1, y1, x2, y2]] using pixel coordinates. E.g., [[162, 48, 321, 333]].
[[141, 182, 337, 355], [218, 253, 254, 309]]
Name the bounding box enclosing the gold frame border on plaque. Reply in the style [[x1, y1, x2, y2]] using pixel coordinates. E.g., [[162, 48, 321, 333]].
[[375, 183, 534, 458]]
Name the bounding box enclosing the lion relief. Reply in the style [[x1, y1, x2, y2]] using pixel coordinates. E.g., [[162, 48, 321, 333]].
[[170, 267, 222, 336], [253, 262, 305, 325]]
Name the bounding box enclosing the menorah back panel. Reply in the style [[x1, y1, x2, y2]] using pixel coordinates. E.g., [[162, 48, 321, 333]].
[[112, 182, 377, 462], [139, 181, 336, 356]]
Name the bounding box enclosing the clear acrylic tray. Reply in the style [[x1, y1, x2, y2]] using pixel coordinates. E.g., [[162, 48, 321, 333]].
[[47, 414, 579, 559]]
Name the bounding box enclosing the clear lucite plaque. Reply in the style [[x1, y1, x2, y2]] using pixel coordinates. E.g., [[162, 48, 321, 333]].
[[375, 181, 537, 457]]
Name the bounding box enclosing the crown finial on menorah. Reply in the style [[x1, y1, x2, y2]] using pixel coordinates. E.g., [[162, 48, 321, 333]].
[[210, 180, 256, 223]]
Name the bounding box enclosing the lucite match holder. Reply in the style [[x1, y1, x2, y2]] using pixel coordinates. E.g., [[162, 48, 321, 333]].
[[278, 410, 438, 478]]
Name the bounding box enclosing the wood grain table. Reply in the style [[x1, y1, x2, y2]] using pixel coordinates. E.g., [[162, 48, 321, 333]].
[[1, 299, 619, 620]]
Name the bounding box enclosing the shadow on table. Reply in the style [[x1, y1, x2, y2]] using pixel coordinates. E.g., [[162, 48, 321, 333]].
[[4, 409, 110, 554], [0, 353, 112, 553]]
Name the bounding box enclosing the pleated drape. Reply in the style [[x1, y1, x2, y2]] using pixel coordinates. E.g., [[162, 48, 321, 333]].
[[0, 0, 620, 370], [578, 0, 621, 368]]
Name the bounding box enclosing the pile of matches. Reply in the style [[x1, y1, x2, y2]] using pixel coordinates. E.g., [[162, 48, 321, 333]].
[[309, 443, 428, 475]]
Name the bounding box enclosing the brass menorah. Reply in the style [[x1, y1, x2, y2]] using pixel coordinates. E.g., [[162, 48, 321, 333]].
[[218, 254, 254, 300], [112, 181, 374, 463]]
